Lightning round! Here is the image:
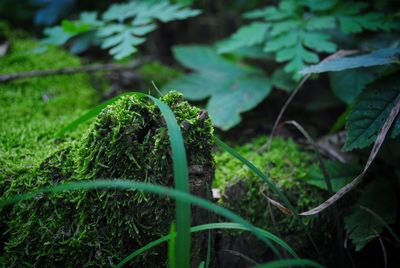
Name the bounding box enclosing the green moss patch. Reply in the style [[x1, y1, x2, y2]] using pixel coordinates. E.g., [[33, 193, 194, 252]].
[[214, 136, 328, 253]]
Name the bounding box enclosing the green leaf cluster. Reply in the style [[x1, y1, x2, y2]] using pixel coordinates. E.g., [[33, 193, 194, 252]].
[[164, 45, 272, 130], [42, 1, 200, 59], [220, 0, 398, 80]]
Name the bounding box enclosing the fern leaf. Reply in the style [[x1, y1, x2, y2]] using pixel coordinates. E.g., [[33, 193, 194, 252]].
[[221, 0, 397, 80]]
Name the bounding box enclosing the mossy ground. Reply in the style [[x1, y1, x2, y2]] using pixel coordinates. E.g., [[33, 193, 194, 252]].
[[0, 35, 98, 193], [213, 136, 330, 256]]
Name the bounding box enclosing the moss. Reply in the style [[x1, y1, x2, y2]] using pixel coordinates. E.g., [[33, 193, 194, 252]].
[[3, 91, 213, 267], [0, 36, 98, 193], [214, 136, 329, 253]]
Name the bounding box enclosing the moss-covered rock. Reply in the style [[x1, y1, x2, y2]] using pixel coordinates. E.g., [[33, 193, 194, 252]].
[[213, 136, 331, 266], [2, 92, 214, 267], [1, 36, 214, 267]]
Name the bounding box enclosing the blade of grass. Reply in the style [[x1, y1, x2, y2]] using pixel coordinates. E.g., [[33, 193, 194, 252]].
[[168, 223, 176, 268], [57, 92, 191, 267], [148, 95, 190, 268], [117, 222, 297, 267], [0, 179, 285, 263], [254, 258, 324, 268]]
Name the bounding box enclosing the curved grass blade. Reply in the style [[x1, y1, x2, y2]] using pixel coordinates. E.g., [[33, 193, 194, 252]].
[[0, 179, 284, 262], [57, 92, 191, 267], [117, 222, 297, 267], [254, 259, 324, 268], [148, 95, 190, 268]]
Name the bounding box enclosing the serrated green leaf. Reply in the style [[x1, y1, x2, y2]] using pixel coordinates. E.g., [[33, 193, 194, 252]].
[[345, 179, 396, 251], [300, 47, 400, 74], [104, 29, 144, 59], [344, 74, 400, 151], [165, 46, 271, 129], [218, 22, 270, 53], [329, 69, 377, 104]]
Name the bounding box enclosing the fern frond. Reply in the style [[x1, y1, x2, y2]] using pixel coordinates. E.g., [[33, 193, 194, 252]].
[[42, 1, 200, 59]]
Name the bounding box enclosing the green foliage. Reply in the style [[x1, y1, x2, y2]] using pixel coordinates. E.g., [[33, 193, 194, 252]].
[[344, 73, 400, 151], [2, 92, 214, 267], [344, 179, 397, 251], [220, 0, 398, 80], [164, 45, 271, 130], [42, 1, 200, 59]]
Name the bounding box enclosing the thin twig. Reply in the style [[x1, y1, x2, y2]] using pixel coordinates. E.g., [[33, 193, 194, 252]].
[[0, 59, 147, 83]]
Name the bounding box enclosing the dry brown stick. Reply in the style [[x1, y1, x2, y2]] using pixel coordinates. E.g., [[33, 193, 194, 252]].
[[0, 60, 147, 83]]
